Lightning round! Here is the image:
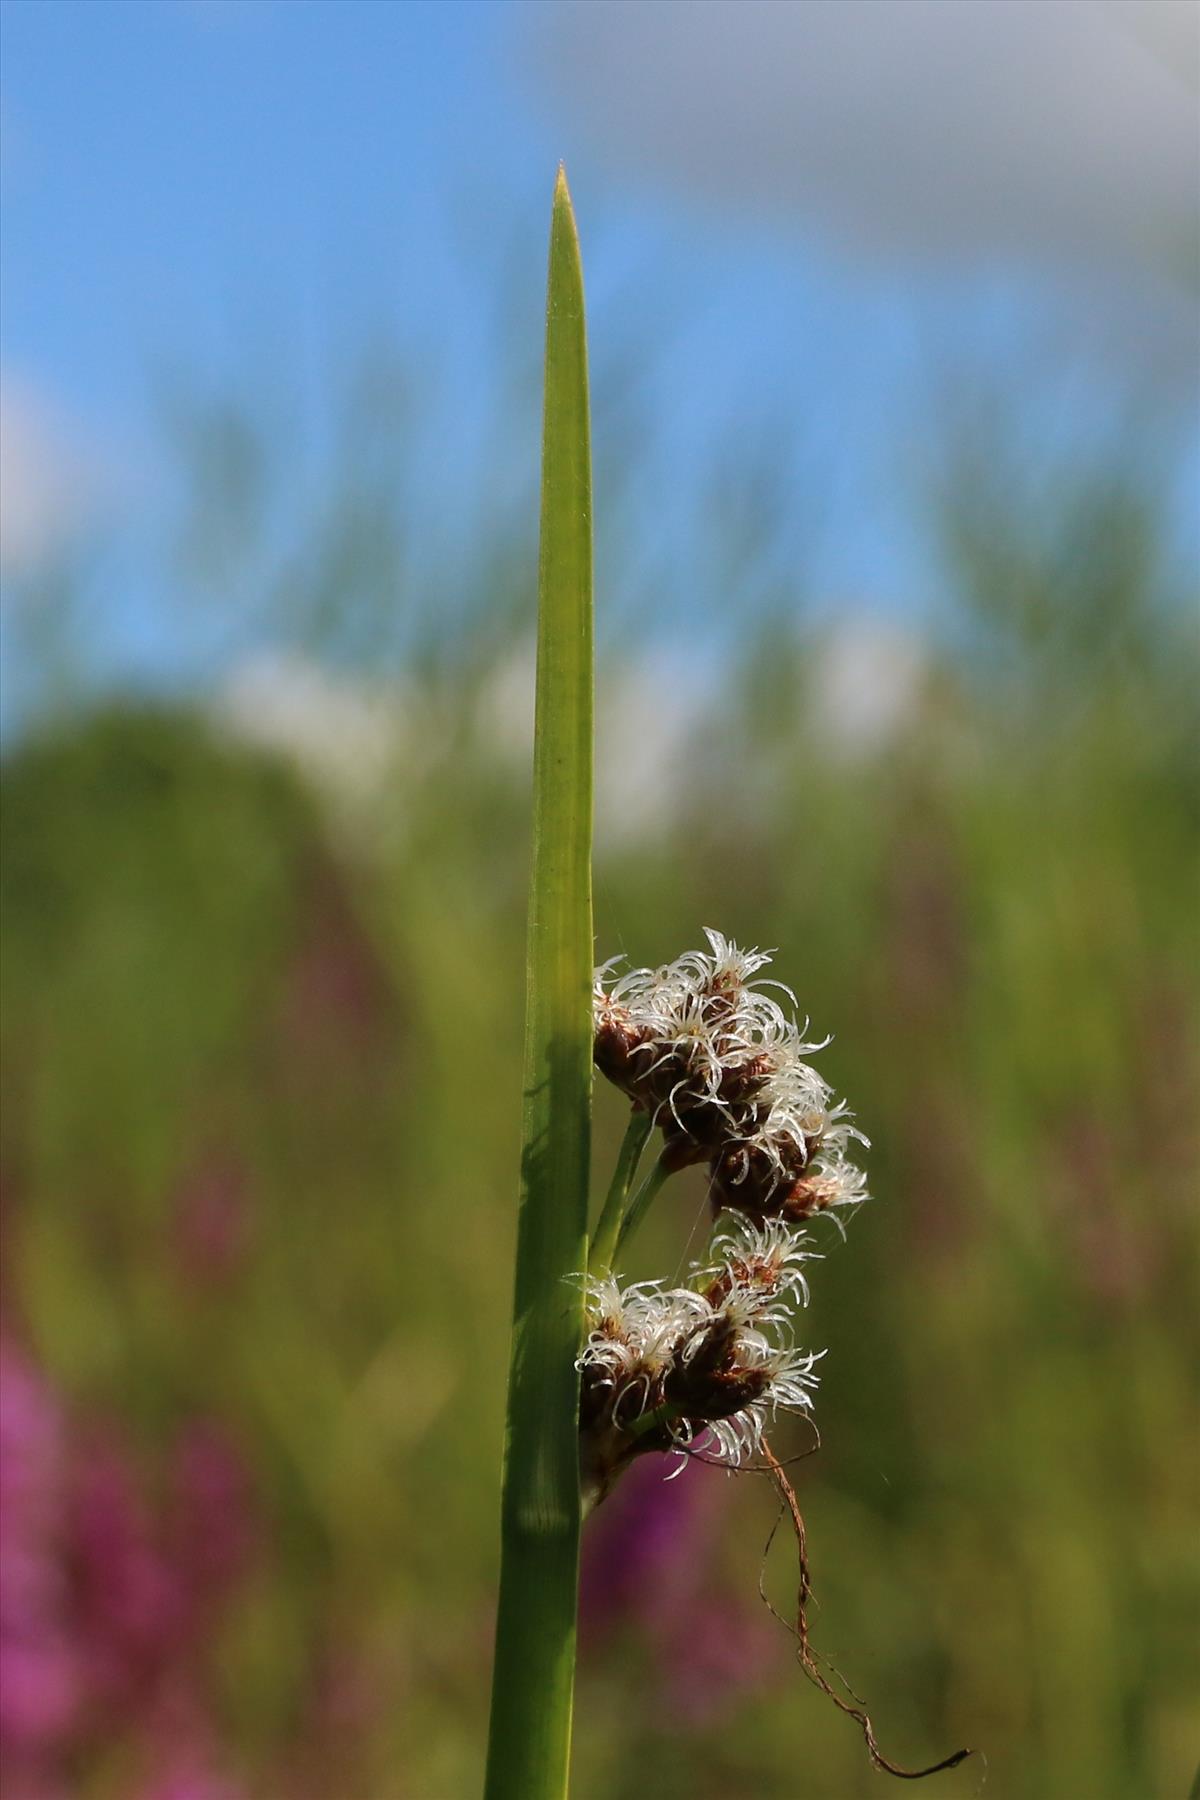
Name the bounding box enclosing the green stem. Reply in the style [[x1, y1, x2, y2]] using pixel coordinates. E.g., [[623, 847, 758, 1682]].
[[483, 167, 593, 1800], [588, 1110, 652, 1274], [624, 1398, 682, 1441], [613, 1153, 673, 1261]]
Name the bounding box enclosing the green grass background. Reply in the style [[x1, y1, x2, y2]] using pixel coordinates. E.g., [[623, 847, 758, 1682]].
[[2, 382, 1197, 1798]]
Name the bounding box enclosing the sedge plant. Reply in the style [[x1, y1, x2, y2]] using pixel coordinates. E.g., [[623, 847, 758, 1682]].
[[484, 169, 969, 1799], [483, 168, 594, 1800]]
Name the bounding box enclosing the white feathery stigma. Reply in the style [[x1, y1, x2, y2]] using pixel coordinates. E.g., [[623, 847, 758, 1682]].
[[584, 929, 873, 1491], [577, 1211, 822, 1469]]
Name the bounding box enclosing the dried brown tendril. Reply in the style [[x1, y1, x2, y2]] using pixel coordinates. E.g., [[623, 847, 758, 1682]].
[[758, 1438, 974, 1782]]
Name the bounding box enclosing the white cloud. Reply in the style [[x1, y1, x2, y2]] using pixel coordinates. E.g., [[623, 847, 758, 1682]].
[[0, 377, 101, 577], [526, 0, 1198, 279], [474, 638, 538, 763], [475, 636, 710, 844], [218, 640, 712, 846], [810, 615, 926, 758], [596, 651, 708, 845], [215, 650, 402, 802]]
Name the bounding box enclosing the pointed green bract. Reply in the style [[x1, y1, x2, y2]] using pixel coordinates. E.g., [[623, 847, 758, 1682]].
[[483, 168, 594, 1800]]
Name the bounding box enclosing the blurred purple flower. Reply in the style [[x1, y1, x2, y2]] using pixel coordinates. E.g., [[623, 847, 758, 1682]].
[[277, 866, 391, 1075], [579, 1455, 718, 1641], [0, 1338, 81, 1756], [0, 1640, 79, 1751], [169, 1420, 258, 1602], [139, 1775, 244, 1800], [659, 1595, 775, 1724], [0, 1332, 270, 1792], [580, 1454, 775, 1720], [0, 1763, 71, 1800], [172, 1151, 251, 1288], [70, 1432, 189, 1710], [132, 1696, 247, 1800], [1, 1339, 62, 1590]]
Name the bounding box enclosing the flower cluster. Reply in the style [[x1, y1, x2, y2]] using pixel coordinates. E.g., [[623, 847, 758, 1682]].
[[594, 929, 868, 1225], [580, 932, 871, 1502], [578, 1218, 820, 1502], [583, 936, 972, 1777]]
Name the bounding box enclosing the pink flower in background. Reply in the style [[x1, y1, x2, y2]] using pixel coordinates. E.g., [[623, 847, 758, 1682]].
[[68, 1417, 258, 1713], [169, 1420, 258, 1603], [172, 1151, 251, 1288], [0, 1639, 78, 1752], [579, 1454, 775, 1722], [129, 1687, 247, 1800], [659, 1595, 775, 1724], [138, 1773, 244, 1800], [1, 1333, 263, 1795], [579, 1454, 721, 1639], [276, 866, 392, 1074], [70, 1432, 189, 1711], [0, 1338, 81, 1756]]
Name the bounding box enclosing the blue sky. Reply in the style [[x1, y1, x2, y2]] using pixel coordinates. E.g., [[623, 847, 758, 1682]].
[[3, 3, 522, 417], [2, 0, 1196, 721]]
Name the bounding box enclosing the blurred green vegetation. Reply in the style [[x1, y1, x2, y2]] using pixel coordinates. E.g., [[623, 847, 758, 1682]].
[[1, 384, 1197, 1799]]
